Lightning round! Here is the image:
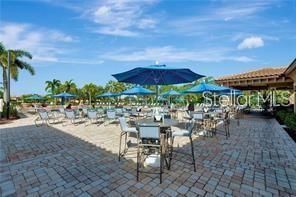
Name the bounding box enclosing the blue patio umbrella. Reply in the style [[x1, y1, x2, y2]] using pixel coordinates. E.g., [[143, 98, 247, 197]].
[[96, 91, 120, 98], [112, 65, 204, 85], [26, 94, 43, 101], [53, 92, 76, 98], [161, 89, 181, 105], [122, 85, 155, 95], [112, 64, 204, 100], [184, 83, 230, 93], [161, 89, 181, 97], [53, 92, 76, 105]]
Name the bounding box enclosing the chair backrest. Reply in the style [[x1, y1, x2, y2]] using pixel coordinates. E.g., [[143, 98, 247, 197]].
[[115, 108, 123, 114], [38, 109, 49, 120], [65, 109, 75, 119], [214, 108, 223, 113], [139, 124, 160, 139], [193, 113, 203, 120], [97, 108, 104, 114], [59, 108, 65, 113], [119, 117, 128, 131], [107, 110, 116, 119], [87, 110, 97, 119], [131, 108, 137, 114], [82, 108, 88, 114]]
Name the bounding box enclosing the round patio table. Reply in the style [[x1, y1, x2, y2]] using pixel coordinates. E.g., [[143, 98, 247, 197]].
[[135, 118, 178, 128]]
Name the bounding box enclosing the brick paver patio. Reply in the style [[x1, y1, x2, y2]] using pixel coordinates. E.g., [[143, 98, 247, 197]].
[[1, 115, 296, 196]]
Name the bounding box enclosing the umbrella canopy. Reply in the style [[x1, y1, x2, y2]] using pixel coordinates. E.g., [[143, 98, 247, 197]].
[[122, 85, 155, 95], [161, 89, 181, 97], [53, 92, 76, 98], [112, 65, 204, 85], [26, 94, 43, 100], [96, 91, 120, 98], [185, 83, 230, 93]]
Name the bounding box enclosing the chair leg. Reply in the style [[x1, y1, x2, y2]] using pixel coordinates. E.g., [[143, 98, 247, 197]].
[[124, 132, 128, 151], [168, 136, 174, 170], [118, 132, 123, 161], [189, 136, 196, 172], [136, 146, 140, 181], [160, 145, 163, 184]]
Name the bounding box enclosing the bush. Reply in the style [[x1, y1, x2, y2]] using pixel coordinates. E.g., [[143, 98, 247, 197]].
[[2, 103, 19, 118], [276, 109, 296, 130]]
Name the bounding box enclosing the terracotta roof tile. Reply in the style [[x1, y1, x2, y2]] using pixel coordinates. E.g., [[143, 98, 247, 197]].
[[217, 67, 287, 81]]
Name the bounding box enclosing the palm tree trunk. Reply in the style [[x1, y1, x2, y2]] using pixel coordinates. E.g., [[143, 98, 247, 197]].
[[89, 92, 91, 105], [2, 68, 8, 103]]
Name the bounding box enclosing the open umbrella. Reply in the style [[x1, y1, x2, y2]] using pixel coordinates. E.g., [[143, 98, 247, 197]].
[[26, 94, 43, 101], [161, 89, 181, 97], [96, 91, 120, 108], [184, 83, 230, 93], [112, 64, 204, 100], [96, 91, 120, 98], [122, 85, 155, 105], [161, 89, 181, 105], [122, 85, 155, 95], [53, 92, 76, 98], [53, 92, 76, 105]]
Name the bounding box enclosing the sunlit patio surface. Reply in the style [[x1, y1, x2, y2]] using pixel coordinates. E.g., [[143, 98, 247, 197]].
[[1, 114, 296, 196]]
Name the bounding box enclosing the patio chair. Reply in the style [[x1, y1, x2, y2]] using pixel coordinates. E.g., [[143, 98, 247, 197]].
[[104, 110, 117, 126], [170, 121, 196, 172], [34, 109, 57, 127], [85, 109, 100, 126], [137, 124, 164, 183], [118, 117, 138, 161], [82, 107, 88, 117], [63, 109, 82, 126]]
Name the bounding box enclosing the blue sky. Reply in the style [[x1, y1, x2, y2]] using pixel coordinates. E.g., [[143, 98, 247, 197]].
[[1, 0, 296, 95]]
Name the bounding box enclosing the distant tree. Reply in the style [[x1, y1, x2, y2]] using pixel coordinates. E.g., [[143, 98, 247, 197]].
[[105, 80, 127, 93], [59, 79, 77, 94], [81, 83, 97, 105], [45, 79, 61, 95]]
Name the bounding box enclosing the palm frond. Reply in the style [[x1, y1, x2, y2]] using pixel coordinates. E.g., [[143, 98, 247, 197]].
[[15, 59, 35, 75], [12, 49, 33, 59]]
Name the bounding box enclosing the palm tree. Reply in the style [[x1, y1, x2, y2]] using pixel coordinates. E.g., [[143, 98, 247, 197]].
[[45, 79, 61, 95], [64, 79, 76, 93], [82, 83, 97, 105], [105, 80, 126, 93], [0, 42, 34, 103]]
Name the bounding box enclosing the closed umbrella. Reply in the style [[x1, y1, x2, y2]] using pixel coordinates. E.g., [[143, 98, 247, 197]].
[[112, 64, 204, 100]]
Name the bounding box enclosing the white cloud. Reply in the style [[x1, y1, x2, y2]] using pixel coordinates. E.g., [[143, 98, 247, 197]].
[[101, 46, 253, 63], [88, 0, 158, 36], [237, 36, 264, 50], [0, 22, 102, 65]]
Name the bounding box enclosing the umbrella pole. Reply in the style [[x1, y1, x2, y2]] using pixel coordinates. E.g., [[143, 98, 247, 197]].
[[155, 85, 159, 104]]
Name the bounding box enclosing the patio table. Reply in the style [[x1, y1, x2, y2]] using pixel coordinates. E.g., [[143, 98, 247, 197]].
[[135, 118, 178, 169], [135, 118, 178, 128]]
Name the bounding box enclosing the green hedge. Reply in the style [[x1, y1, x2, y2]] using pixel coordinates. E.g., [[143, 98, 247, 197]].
[[276, 109, 296, 130]]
